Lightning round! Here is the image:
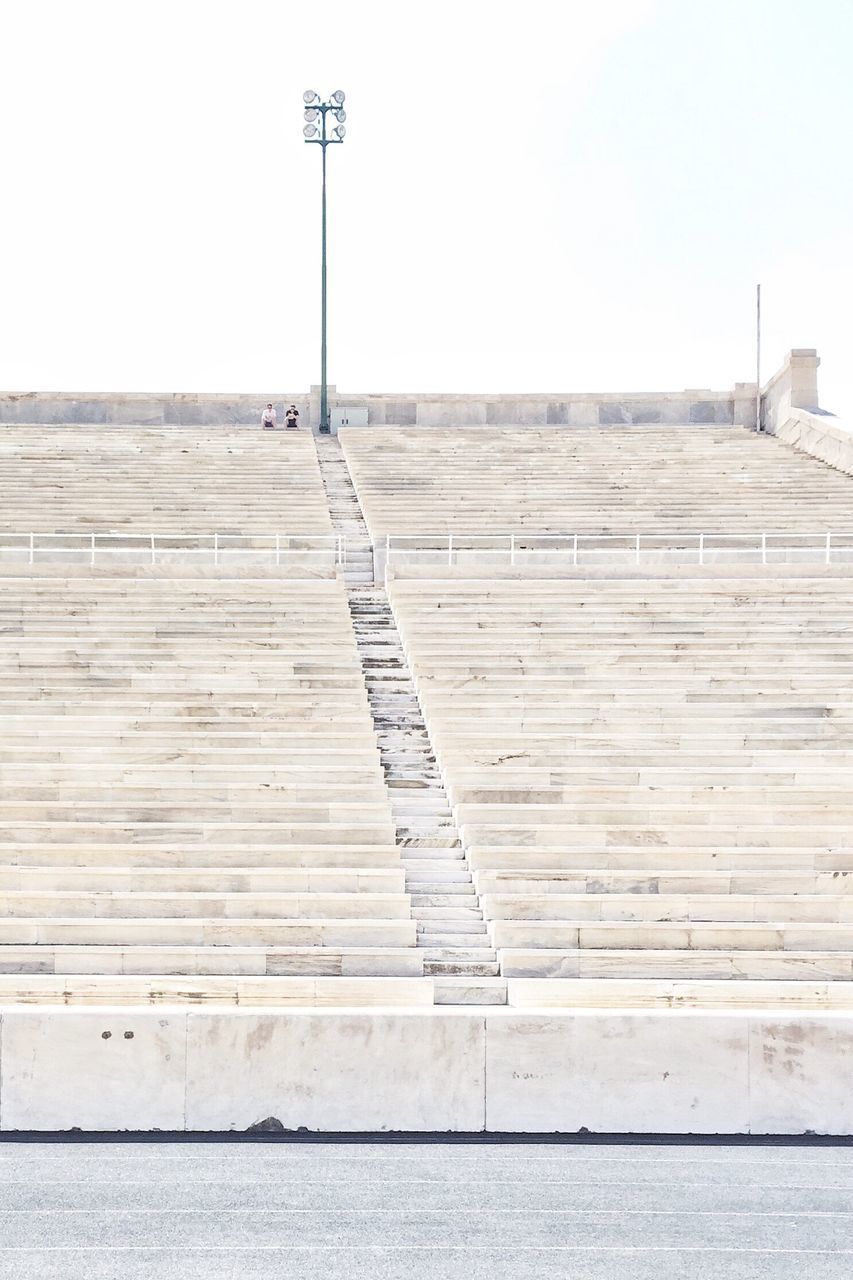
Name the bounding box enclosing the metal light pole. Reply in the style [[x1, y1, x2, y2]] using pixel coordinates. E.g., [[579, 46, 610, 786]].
[[303, 89, 347, 434]]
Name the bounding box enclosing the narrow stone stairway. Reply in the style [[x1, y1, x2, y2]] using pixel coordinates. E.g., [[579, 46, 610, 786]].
[[313, 434, 504, 1002], [313, 435, 374, 586]]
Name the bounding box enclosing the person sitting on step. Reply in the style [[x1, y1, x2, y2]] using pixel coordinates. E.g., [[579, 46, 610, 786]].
[[261, 403, 277, 430]]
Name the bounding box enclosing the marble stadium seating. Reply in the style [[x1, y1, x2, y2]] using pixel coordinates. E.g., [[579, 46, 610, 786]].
[[387, 570, 853, 1007], [1, 420, 851, 1018]]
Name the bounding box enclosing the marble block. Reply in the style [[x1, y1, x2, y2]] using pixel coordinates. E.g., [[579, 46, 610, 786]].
[[184, 1009, 486, 1132], [0, 1008, 187, 1130], [484, 1010, 750, 1133]]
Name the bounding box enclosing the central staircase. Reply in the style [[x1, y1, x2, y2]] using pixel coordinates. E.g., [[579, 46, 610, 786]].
[[314, 434, 503, 1002]]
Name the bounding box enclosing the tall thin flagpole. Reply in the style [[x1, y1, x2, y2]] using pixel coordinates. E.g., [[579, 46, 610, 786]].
[[755, 283, 762, 432]]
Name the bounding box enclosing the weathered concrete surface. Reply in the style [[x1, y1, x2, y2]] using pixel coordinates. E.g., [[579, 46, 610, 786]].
[[1, 1007, 852, 1134]]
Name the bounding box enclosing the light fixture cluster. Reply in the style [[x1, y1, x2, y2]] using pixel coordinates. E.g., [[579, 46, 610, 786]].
[[302, 91, 347, 142]]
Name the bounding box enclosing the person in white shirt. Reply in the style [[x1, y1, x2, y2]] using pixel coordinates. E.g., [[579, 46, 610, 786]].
[[261, 404, 277, 430]]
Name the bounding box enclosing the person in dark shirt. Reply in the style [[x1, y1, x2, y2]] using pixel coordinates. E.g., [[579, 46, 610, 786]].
[[285, 405, 299, 429]]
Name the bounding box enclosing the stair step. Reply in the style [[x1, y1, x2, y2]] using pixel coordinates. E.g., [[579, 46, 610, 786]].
[[402, 854, 465, 867], [410, 897, 478, 913], [400, 839, 462, 851], [425, 959, 501, 977], [409, 883, 476, 897], [413, 909, 485, 923], [406, 868, 473, 883], [420, 938, 495, 953], [398, 837, 461, 849], [433, 977, 508, 1006], [418, 923, 490, 938]]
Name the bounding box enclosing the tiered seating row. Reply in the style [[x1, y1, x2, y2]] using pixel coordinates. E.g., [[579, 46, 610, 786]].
[[0, 427, 331, 535], [388, 574, 853, 991], [0, 577, 419, 986], [342, 426, 853, 538]]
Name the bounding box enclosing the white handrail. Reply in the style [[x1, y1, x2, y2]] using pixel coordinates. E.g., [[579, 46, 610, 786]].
[[0, 532, 347, 566], [382, 530, 853, 567], [385, 530, 853, 542]]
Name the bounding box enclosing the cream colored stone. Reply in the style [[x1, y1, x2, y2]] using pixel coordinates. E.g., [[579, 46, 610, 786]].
[[0, 1008, 187, 1130], [748, 1016, 853, 1133], [485, 1010, 751, 1132], [184, 1009, 486, 1131]]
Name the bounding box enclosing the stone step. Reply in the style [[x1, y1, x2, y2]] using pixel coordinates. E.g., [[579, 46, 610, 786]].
[[420, 938, 496, 953], [0, 974, 433, 1006], [507, 977, 853, 1009], [481, 892, 853, 923], [389, 795, 452, 810], [475, 869, 853, 894], [0, 943, 423, 977], [406, 866, 473, 882], [0, 890, 412, 920], [433, 976, 508, 1005], [0, 843, 405, 868], [0, 918, 417, 946], [412, 906, 485, 922], [409, 880, 476, 895], [490, 920, 853, 950], [424, 958, 501, 977], [416, 915, 486, 930], [386, 777, 444, 790], [0, 867, 406, 893], [499, 948, 853, 980], [468, 847, 853, 872], [398, 835, 462, 849]]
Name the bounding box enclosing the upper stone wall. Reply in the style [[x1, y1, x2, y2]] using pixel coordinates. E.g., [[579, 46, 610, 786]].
[[0, 386, 757, 429], [0, 351, 830, 434]]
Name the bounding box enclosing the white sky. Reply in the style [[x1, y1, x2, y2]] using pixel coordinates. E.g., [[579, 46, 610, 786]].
[[2, 0, 851, 415]]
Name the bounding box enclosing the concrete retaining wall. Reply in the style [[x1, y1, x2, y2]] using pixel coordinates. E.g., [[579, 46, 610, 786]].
[[1, 1007, 851, 1134]]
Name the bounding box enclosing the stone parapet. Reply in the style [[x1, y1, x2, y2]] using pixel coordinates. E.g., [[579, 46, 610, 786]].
[[0, 351, 826, 430], [0, 387, 744, 429], [768, 407, 853, 478], [761, 349, 820, 432]]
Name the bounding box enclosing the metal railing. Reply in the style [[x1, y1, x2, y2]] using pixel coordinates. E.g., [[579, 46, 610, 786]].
[[0, 532, 347, 568], [384, 531, 853, 567]]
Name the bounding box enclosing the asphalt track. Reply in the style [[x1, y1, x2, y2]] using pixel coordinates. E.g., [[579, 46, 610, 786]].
[[0, 1135, 850, 1279]]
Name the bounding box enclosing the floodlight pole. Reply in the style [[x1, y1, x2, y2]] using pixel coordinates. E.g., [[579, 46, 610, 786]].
[[320, 136, 328, 434], [303, 91, 346, 434]]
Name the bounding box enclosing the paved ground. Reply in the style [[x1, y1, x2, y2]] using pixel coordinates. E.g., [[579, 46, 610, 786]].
[[0, 1138, 850, 1279]]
